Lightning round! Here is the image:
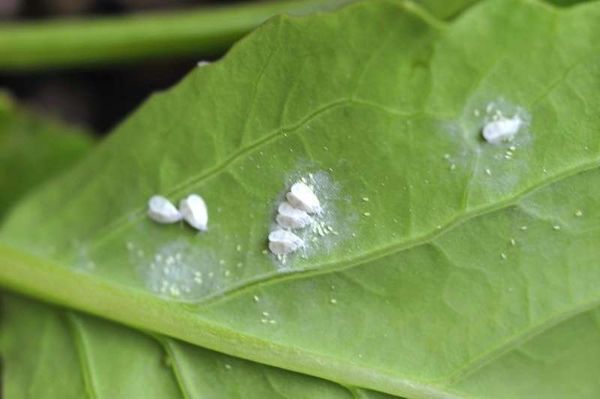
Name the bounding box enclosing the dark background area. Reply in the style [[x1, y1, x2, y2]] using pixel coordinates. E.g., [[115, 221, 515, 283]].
[[0, 0, 251, 134]]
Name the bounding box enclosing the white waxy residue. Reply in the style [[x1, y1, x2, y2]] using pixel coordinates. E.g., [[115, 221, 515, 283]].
[[179, 194, 208, 231], [286, 182, 321, 214], [482, 115, 523, 144], [148, 195, 182, 223], [268, 229, 304, 255], [276, 201, 312, 229]]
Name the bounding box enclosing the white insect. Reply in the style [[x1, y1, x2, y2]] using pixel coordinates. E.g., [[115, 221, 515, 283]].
[[286, 182, 321, 214], [482, 115, 523, 144], [268, 229, 304, 255], [276, 201, 312, 229], [179, 194, 208, 231], [147, 195, 182, 223]]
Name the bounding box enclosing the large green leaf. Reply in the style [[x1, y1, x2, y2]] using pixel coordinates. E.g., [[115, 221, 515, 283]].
[[1, 0, 600, 397]]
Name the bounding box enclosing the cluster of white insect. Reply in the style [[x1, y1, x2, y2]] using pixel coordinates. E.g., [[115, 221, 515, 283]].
[[147, 194, 208, 231], [482, 106, 523, 144], [268, 181, 322, 257]]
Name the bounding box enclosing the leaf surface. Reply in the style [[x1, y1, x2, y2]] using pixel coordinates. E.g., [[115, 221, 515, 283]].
[[1, 0, 600, 397], [0, 92, 93, 219]]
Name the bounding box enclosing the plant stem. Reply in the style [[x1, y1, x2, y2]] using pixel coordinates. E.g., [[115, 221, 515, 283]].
[[0, 0, 354, 71]]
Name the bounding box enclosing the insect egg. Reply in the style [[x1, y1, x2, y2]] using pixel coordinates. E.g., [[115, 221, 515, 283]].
[[179, 194, 208, 231], [147, 195, 182, 223]]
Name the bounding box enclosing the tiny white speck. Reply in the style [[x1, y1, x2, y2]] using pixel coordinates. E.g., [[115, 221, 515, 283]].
[[224, 363, 232, 370], [363, 212, 371, 217], [510, 238, 516, 246], [219, 259, 226, 265], [330, 298, 337, 304], [553, 225, 561, 230], [520, 226, 528, 231], [485, 168, 492, 176], [253, 295, 260, 302], [262, 311, 270, 317], [224, 270, 231, 277], [236, 245, 242, 252], [362, 197, 369, 202], [500, 253, 507, 260], [575, 210, 583, 217]]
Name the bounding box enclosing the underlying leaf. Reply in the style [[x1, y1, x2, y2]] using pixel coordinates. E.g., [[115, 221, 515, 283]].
[[1, 0, 600, 397], [0, 92, 93, 219], [1, 294, 393, 399], [418, 0, 479, 18]]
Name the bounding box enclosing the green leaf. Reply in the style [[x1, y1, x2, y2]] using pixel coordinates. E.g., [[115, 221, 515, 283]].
[[1, 294, 394, 399], [1, 0, 600, 397], [0, 92, 93, 219]]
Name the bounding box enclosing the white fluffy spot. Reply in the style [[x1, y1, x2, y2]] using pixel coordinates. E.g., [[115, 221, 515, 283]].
[[179, 194, 208, 231], [268, 229, 304, 255], [148, 195, 182, 223], [482, 115, 523, 144], [286, 182, 321, 214], [276, 201, 312, 229]]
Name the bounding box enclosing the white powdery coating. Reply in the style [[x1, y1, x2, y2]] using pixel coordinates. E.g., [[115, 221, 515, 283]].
[[286, 182, 321, 214], [268, 229, 304, 255], [482, 115, 523, 144], [179, 194, 208, 231], [276, 201, 312, 229], [148, 195, 182, 223]]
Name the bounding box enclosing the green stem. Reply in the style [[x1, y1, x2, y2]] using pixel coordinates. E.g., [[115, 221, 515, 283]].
[[0, 0, 354, 71]]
